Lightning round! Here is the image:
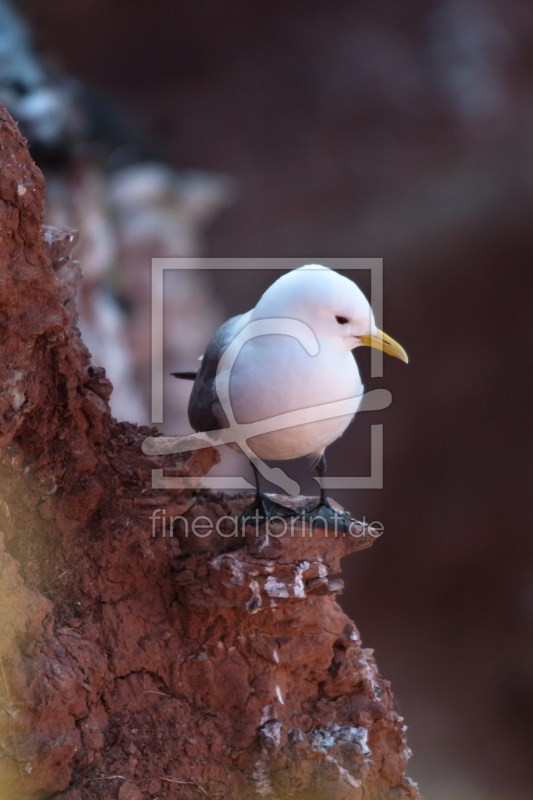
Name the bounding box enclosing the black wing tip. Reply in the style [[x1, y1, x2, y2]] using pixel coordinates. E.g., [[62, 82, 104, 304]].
[[170, 371, 198, 380]]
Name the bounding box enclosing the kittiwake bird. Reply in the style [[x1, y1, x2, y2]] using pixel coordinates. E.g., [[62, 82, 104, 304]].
[[171, 264, 407, 530]]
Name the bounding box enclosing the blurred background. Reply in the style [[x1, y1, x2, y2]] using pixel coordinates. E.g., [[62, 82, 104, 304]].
[[3, 0, 532, 797]]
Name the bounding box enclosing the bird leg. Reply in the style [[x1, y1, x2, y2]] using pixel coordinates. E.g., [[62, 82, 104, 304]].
[[297, 454, 355, 533], [239, 463, 297, 527]]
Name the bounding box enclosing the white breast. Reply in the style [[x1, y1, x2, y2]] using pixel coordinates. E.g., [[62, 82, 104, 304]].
[[226, 333, 362, 461]]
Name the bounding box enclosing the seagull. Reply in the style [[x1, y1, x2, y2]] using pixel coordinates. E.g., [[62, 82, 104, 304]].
[[172, 265, 407, 529]]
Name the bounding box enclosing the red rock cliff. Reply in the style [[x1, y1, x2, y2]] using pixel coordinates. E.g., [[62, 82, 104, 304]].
[[0, 104, 418, 800]]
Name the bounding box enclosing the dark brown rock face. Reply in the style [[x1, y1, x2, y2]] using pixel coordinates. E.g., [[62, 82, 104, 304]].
[[0, 104, 418, 800]]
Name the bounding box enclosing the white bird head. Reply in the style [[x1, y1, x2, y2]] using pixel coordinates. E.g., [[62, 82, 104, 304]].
[[252, 264, 408, 361]]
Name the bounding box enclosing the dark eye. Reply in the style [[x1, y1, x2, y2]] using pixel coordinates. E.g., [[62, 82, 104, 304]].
[[336, 316, 349, 325]]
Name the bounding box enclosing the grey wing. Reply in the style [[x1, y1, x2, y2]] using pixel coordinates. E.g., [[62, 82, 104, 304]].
[[188, 314, 246, 433]]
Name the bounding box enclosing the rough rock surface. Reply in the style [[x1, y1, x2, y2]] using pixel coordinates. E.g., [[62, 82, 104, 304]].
[[0, 104, 419, 800]]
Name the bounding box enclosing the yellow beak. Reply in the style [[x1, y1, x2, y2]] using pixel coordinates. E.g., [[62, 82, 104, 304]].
[[358, 329, 408, 363]]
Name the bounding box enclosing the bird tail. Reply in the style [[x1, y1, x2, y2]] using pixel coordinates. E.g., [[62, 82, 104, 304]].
[[170, 371, 198, 380]]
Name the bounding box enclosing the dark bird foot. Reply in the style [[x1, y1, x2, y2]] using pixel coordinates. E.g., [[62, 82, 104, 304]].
[[297, 499, 356, 533], [239, 492, 296, 528]]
